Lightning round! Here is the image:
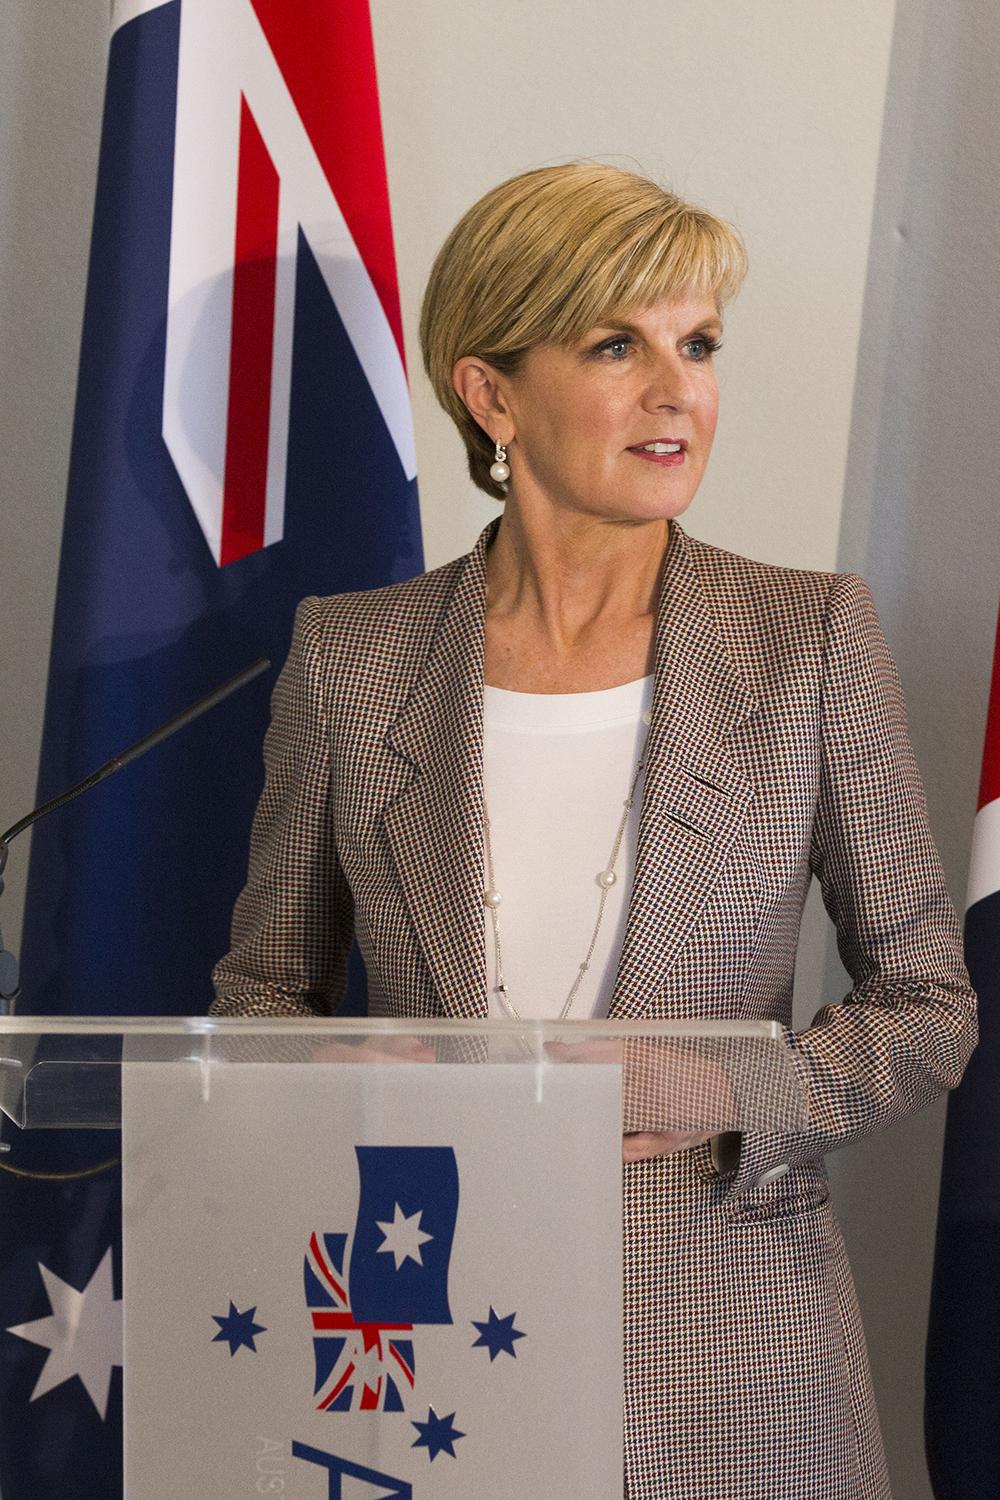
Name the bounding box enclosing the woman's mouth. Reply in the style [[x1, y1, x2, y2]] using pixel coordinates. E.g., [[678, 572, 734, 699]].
[[627, 440, 687, 466]]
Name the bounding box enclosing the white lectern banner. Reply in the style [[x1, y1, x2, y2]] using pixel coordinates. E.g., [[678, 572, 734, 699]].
[[122, 1059, 622, 1498]]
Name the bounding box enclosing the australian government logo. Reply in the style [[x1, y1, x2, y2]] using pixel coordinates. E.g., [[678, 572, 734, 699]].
[[211, 1145, 525, 1494]]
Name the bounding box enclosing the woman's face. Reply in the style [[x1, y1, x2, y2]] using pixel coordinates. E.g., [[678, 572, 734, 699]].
[[500, 295, 722, 525]]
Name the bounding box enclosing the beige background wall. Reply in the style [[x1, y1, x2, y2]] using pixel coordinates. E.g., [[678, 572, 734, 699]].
[[383, 0, 897, 576], [2, 3, 998, 1496]]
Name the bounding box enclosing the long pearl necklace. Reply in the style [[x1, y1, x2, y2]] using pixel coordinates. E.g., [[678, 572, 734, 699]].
[[482, 713, 651, 1021]]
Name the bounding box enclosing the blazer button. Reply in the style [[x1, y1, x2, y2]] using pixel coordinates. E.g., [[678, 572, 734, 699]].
[[756, 1163, 791, 1187]]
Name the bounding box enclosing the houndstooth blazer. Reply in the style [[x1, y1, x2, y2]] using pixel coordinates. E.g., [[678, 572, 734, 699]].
[[212, 515, 977, 1500]]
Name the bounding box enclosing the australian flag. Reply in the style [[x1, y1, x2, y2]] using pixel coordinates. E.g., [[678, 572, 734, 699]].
[[305, 1148, 459, 1413], [925, 603, 999, 1496], [0, 1, 421, 1496], [18, 0, 420, 1022]]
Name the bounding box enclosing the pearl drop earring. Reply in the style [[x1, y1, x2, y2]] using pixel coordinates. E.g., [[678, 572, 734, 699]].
[[489, 440, 510, 485]]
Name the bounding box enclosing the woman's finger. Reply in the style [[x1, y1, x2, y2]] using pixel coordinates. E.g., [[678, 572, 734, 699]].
[[310, 1037, 436, 1064], [622, 1130, 713, 1162]]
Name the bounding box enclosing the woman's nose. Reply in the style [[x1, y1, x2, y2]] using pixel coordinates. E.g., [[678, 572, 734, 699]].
[[645, 353, 695, 412]]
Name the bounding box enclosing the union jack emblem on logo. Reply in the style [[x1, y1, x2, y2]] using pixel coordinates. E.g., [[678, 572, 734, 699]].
[[304, 1145, 459, 1413], [305, 1231, 416, 1413]]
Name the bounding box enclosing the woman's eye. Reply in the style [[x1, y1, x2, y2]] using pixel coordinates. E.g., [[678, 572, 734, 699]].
[[684, 336, 722, 362], [597, 336, 632, 360]]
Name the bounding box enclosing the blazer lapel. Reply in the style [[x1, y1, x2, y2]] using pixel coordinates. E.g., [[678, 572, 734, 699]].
[[381, 520, 499, 1018], [382, 516, 755, 1022], [608, 524, 757, 1019]]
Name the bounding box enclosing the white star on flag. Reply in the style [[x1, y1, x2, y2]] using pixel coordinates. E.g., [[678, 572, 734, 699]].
[[375, 1202, 432, 1270], [5, 1247, 122, 1420]]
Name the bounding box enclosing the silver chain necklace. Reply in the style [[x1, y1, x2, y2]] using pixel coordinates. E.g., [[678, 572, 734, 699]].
[[482, 716, 651, 1021]]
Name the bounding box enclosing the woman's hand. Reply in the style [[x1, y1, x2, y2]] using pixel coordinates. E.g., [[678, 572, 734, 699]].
[[310, 1035, 436, 1064], [545, 1037, 726, 1162], [622, 1129, 714, 1162]]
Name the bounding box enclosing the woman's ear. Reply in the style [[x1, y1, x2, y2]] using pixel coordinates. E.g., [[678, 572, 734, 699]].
[[451, 356, 513, 443]]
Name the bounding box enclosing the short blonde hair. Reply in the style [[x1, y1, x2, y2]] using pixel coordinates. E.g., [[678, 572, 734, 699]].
[[419, 162, 747, 499]]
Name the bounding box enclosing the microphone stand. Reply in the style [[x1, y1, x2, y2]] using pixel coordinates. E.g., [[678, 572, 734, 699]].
[[0, 657, 271, 1014]]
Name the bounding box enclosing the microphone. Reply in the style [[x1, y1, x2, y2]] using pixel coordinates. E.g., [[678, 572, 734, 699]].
[[0, 657, 271, 1012]]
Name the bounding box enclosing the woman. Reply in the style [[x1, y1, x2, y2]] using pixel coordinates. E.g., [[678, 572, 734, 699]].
[[212, 163, 977, 1498]]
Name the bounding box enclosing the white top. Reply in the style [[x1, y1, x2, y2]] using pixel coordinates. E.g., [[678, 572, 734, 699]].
[[483, 676, 654, 1020]]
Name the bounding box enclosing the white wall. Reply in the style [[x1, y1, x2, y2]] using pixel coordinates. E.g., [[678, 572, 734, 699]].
[[374, 0, 897, 576], [3, 3, 998, 1495]]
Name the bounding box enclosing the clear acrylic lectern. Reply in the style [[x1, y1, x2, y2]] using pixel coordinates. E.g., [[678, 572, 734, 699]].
[[0, 1016, 807, 1499]]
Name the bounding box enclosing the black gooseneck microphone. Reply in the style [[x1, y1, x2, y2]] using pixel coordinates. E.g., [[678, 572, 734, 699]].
[[0, 656, 271, 1013]]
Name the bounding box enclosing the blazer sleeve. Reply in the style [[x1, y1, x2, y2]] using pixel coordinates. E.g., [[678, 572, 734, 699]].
[[210, 598, 355, 1017], [718, 572, 978, 1201]]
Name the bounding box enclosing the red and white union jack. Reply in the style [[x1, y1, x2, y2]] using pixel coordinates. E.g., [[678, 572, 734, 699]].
[[136, 0, 416, 566], [306, 1231, 417, 1414]]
